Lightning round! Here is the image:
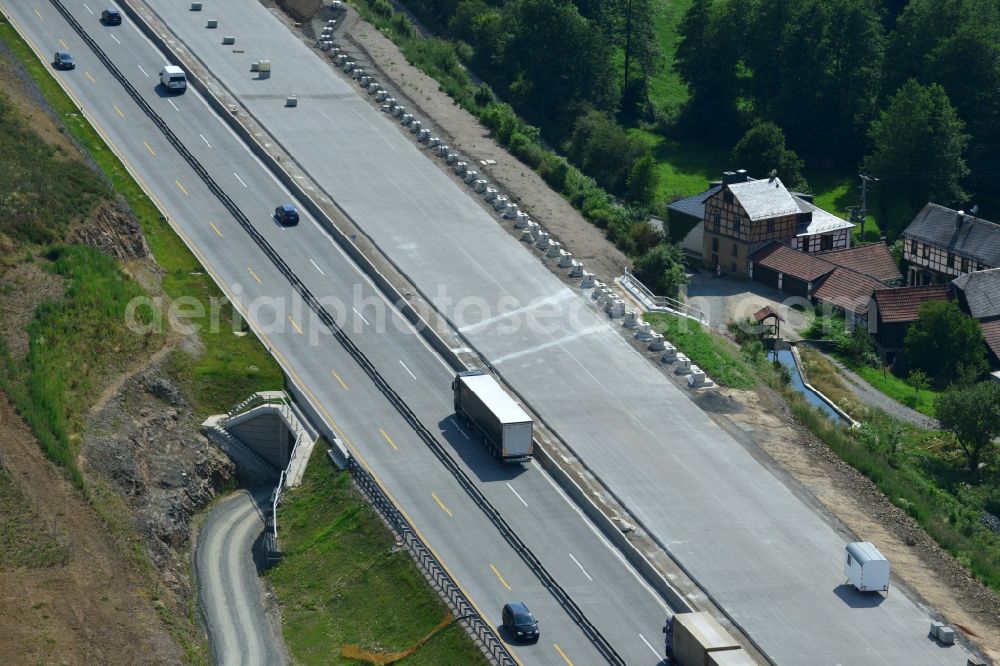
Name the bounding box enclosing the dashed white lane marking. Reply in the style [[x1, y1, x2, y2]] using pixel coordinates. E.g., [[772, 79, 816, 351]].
[[352, 308, 370, 326], [233, 172, 247, 188], [137, 64, 149, 77], [568, 553, 593, 582], [506, 483, 528, 507], [638, 633, 660, 658], [200, 134, 212, 148], [399, 360, 416, 380], [310, 259, 326, 276]]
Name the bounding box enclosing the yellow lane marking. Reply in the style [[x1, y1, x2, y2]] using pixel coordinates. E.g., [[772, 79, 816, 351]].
[[58, 38, 67, 49], [143, 141, 155, 156], [209, 222, 224, 238], [331, 369, 348, 390], [553, 644, 573, 666], [84, 71, 96, 84], [247, 267, 261, 284], [379, 428, 398, 451], [490, 564, 511, 591], [431, 492, 452, 517], [288, 316, 303, 335], [113, 104, 125, 118], [175, 180, 188, 196], [34, 8, 43, 20]]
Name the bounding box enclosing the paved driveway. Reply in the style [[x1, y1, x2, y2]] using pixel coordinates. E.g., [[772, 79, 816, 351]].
[[685, 271, 812, 339]]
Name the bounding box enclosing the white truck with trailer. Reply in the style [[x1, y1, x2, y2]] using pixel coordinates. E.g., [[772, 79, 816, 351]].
[[452, 370, 533, 462]]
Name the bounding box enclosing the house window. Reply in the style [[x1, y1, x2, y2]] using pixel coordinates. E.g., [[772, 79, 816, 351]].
[[767, 219, 775, 233], [947, 253, 955, 268], [821, 235, 833, 251], [713, 211, 721, 232], [731, 261, 737, 273], [733, 218, 741, 235], [922, 244, 929, 259], [801, 239, 810, 253], [961, 257, 969, 273], [732, 243, 738, 256], [712, 237, 719, 252], [909, 239, 916, 255], [724, 190, 734, 204]]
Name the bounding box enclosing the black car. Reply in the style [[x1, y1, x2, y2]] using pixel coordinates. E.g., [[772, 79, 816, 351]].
[[101, 8, 122, 25], [501, 602, 539, 642], [274, 204, 299, 226], [53, 52, 75, 70]]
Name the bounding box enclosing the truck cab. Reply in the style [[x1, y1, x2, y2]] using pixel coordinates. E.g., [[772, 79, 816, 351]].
[[159, 65, 187, 93]]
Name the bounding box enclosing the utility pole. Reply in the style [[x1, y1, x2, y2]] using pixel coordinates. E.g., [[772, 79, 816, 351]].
[[858, 173, 877, 241]]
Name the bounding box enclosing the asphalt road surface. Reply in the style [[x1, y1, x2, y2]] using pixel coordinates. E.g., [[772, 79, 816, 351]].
[[197, 490, 287, 666], [1, 3, 672, 664], [131, 0, 972, 663]]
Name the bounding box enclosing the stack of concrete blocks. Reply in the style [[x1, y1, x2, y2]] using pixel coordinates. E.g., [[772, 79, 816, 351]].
[[191, 2, 202, 9], [535, 232, 551, 251], [661, 343, 677, 362], [557, 250, 573, 268], [464, 170, 478, 184], [493, 195, 509, 212], [546, 241, 563, 259], [929, 623, 956, 646], [428, 137, 441, 148], [368, 82, 380, 95], [622, 311, 638, 329], [634, 321, 652, 341], [484, 187, 498, 201], [437, 144, 450, 157], [410, 121, 422, 134], [515, 212, 530, 228], [687, 365, 706, 388], [207, 19, 218, 28], [400, 114, 413, 126], [454, 161, 468, 175], [473, 179, 488, 193], [351, 68, 364, 80], [520, 228, 536, 243], [360, 75, 370, 86], [385, 97, 397, 108], [568, 261, 584, 278], [674, 353, 691, 374], [285, 96, 298, 107], [375, 90, 388, 101], [446, 152, 458, 165], [343, 60, 355, 72], [504, 204, 519, 219], [222, 35, 236, 45], [580, 272, 595, 288], [335, 54, 347, 65], [648, 332, 665, 351], [419, 129, 431, 142], [608, 299, 626, 319]]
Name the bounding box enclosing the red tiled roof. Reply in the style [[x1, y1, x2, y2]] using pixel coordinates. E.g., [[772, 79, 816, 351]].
[[980, 319, 1000, 363], [750, 242, 835, 282], [872, 285, 952, 323], [817, 243, 902, 284], [753, 305, 784, 322], [812, 267, 886, 314]]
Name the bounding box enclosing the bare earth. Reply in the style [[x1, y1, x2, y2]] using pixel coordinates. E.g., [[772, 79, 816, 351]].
[[270, 4, 1000, 661]]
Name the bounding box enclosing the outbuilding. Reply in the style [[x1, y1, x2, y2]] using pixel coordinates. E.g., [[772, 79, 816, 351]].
[[844, 541, 890, 593]]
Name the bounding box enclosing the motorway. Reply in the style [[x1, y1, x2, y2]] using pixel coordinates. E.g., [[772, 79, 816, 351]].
[[196, 490, 287, 666], [1, 2, 672, 665], [124, 1, 973, 664]]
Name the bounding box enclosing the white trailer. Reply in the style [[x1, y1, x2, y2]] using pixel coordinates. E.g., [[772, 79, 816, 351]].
[[844, 541, 890, 593], [453, 370, 533, 461]]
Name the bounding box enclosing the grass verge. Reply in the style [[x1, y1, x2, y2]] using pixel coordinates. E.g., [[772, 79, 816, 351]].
[[644, 312, 756, 389], [0, 468, 72, 569], [268, 446, 488, 665], [854, 364, 938, 418]]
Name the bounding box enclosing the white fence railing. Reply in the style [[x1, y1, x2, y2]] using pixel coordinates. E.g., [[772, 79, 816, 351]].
[[620, 269, 707, 324]]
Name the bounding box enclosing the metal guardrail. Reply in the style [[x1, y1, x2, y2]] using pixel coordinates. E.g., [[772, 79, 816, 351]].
[[48, 2, 624, 662], [621, 268, 707, 323], [347, 456, 516, 666]]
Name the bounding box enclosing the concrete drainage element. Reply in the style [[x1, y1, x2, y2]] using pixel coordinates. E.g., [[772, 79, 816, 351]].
[[375, 90, 387, 101], [428, 137, 441, 148], [484, 187, 498, 201], [360, 75, 370, 86], [446, 152, 458, 165], [580, 271, 595, 288], [687, 366, 707, 388], [454, 161, 468, 175], [546, 241, 563, 258], [675, 354, 692, 375], [436, 144, 449, 156], [515, 211, 530, 227], [318, 41, 332, 51], [472, 179, 487, 193], [400, 114, 413, 126], [380, 104, 391, 113], [648, 332, 665, 351], [493, 195, 509, 211], [635, 321, 652, 341], [330, 47, 340, 57], [191, 2, 202, 9], [504, 203, 519, 219], [661, 344, 677, 362], [392, 106, 404, 118], [591, 279, 605, 294], [206, 19, 218, 28], [285, 96, 298, 107], [558, 250, 574, 268], [520, 228, 536, 243], [410, 121, 422, 134], [385, 97, 397, 108], [351, 68, 364, 80], [569, 261, 584, 278], [609, 299, 626, 319], [335, 54, 346, 65], [419, 129, 431, 142], [535, 231, 551, 250], [344, 60, 355, 72], [622, 311, 638, 328], [368, 83, 379, 95], [464, 170, 478, 183], [222, 35, 236, 45]]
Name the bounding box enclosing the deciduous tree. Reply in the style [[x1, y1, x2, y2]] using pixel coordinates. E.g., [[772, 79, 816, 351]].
[[902, 300, 988, 388], [937, 381, 1000, 472]]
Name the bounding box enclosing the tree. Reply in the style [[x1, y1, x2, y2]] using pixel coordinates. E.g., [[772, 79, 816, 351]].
[[908, 369, 930, 397], [731, 122, 808, 191], [903, 300, 988, 388], [625, 154, 659, 207], [565, 110, 648, 196], [864, 80, 969, 237], [937, 381, 1000, 472], [636, 242, 687, 297]]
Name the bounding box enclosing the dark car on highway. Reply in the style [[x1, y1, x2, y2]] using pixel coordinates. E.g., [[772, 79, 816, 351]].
[[274, 204, 299, 226], [53, 52, 75, 70], [502, 602, 539, 642], [101, 8, 122, 25]]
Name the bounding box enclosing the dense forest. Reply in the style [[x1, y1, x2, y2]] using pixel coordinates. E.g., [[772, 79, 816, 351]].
[[396, 0, 999, 239]]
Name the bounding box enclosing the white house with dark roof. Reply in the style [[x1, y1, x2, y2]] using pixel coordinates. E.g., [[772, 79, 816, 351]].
[[902, 202, 1000, 285], [700, 171, 854, 276]]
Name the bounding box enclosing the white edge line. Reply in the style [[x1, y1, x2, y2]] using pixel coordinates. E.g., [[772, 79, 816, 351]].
[[110, 33, 121, 44], [200, 133, 212, 148], [399, 359, 416, 380], [310, 259, 326, 276], [83, 3, 93, 14], [168, 99, 179, 112], [137, 63, 148, 77], [506, 482, 528, 507], [568, 553, 593, 582], [233, 172, 248, 188], [638, 633, 660, 658], [352, 308, 370, 327]]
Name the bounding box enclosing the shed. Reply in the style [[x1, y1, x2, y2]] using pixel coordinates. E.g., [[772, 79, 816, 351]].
[[844, 541, 889, 593]]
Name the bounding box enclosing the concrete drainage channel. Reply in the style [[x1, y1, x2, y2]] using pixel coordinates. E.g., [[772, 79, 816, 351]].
[[55, 0, 635, 662]]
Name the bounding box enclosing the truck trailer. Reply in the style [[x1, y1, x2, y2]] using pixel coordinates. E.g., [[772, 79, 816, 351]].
[[453, 370, 533, 461]]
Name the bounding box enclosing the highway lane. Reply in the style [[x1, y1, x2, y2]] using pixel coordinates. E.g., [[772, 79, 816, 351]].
[[196, 489, 287, 666], [131, 0, 973, 663], [1, 2, 671, 664]]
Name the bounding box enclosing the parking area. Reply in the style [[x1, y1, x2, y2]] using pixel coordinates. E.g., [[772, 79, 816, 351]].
[[684, 270, 812, 339]]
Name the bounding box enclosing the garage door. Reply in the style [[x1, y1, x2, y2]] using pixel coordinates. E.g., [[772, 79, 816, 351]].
[[753, 264, 780, 290]]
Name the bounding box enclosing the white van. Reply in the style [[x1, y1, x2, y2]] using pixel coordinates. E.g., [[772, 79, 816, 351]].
[[159, 65, 187, 93]]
